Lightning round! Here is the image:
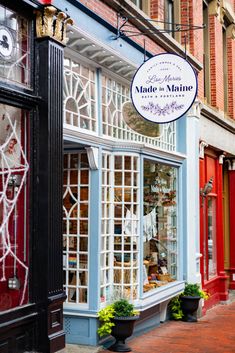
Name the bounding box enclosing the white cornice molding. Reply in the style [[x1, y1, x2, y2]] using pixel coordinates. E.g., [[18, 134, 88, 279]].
[[63, 128, 186, 162], [187, 100, 202, 119], [199, 141, 208, 159], [227, 24, 235, 40], [219, 153, 226, 164], [226, 159, 235, 170], [200, 102, 235, 134]]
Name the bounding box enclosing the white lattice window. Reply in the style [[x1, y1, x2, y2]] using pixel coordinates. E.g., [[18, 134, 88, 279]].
[[100, 153, 112, 304], [63, 57, 97, 132], [0, 5, 31, 87], [100, 153, 140, 303], [63, 152, 89, 305], [0, 104, 29, 310], [102, 74, 176, 151]]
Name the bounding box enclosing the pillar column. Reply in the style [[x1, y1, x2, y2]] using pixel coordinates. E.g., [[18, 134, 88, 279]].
[[34, 6, 73, 353]]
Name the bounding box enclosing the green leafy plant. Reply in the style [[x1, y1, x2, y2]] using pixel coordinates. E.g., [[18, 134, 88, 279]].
[[169, 296, 183, 320], [97, 305, 115, 337], [169, 283, 209, 320], [183, 283, 209, 300], [97, 299, 139, 337]]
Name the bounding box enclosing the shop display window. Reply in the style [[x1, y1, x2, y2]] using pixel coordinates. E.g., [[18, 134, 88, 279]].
[[100, 153, 139, 303], [63, 57, 97, 132], [207, 196, 217, 280], [63, 152, 89, 304], [0, 5, 31, 87], [0, 104, 29, 311], [143, 160, 178, 293]]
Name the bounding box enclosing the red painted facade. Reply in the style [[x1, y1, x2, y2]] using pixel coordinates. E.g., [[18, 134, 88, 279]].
[[200, 152, 229, 312], [229, 170, 235, 289]]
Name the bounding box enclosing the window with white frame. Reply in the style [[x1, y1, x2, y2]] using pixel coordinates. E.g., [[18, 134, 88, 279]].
[[63, 152, 89, 304], [100, 153, 140, 303], [101, 73, 176, 151], [143, 160, 178, 293], [130, 0, 149, 14], [63, 55, 176, 151], [63, 57, 97, 132]]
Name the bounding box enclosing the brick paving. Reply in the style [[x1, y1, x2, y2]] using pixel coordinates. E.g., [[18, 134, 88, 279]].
[[100, 301, 235, 353]]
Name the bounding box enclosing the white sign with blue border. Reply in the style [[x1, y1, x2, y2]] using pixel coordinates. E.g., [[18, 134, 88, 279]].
[[131, 53, 198, 124]]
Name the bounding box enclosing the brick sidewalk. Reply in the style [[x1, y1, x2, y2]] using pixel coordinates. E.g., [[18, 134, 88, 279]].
[[100, 301, 235, 353]]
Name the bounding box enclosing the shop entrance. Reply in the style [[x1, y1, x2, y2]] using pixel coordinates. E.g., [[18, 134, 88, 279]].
[[200, 152, 228, 311]]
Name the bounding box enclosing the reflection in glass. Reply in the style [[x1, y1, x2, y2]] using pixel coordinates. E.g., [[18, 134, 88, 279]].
[[143, 160, 177, 293], [207, 197, 217, 279]]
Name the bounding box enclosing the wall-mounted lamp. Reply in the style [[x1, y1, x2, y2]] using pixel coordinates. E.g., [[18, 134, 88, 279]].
[[200, 176, 213, 206]]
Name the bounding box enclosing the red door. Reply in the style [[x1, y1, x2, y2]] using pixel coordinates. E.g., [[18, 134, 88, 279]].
[[200, 152, 228, 312]]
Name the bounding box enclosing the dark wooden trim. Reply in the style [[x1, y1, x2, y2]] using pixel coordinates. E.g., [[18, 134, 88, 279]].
[[0, 86, 41, 110], [32, 37, 65, 353]]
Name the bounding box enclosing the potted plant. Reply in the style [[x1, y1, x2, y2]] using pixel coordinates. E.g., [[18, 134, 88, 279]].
[[97, 298, 139, 352], [170, 283, 209, 322]]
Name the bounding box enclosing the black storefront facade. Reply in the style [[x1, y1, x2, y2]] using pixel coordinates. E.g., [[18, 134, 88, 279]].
[[0, 1, 68, 352]]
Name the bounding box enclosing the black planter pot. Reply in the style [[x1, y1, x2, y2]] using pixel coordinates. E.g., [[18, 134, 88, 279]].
[[181, 296, 201, 322], [109, 316, 139, 352]]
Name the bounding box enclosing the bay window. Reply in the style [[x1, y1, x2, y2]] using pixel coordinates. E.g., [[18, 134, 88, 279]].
[[143, 160, 177, 292], [63, 152, 89, 304], [101, 153, 140, 303]]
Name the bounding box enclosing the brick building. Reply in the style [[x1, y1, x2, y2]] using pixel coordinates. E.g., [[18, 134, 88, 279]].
[[0, 0, 235, 352]]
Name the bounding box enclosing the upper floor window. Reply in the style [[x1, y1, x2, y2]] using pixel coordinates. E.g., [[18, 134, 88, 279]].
[[130, 0, 149, 15], [223, 26, 228, 113], [164, 0, 174, 35], [0, 5, 31, 88], [203, 1, 210, 103]]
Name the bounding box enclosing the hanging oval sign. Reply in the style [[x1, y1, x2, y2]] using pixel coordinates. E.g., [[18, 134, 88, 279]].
[[131, 53, 198, 124]]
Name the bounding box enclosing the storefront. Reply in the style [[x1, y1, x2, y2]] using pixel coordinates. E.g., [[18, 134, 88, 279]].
[[0, 1, 68, 352], [60, 1, 202, 345], [199, 105, 235, 312]]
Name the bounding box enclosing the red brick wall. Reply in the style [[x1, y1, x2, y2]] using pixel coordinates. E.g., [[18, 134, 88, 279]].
[[150, 0, 164, 21], [188, 0, 204, 99], [78, 0, 164, 54], [209, 15, 224, 110], [71, 0, 235, 120], [227, 37, 235, 119], [180, 0, 190, 47]]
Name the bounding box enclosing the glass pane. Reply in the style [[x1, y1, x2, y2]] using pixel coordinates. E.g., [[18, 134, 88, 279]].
[[208, 197, 217, 279], [101, 153, 140, 303], [64, 58, 97, 132], [63, 152, 89, 304], [0, 104, 29, 311], [0, 5, 31, 87], [143, 160, 177, 293]]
